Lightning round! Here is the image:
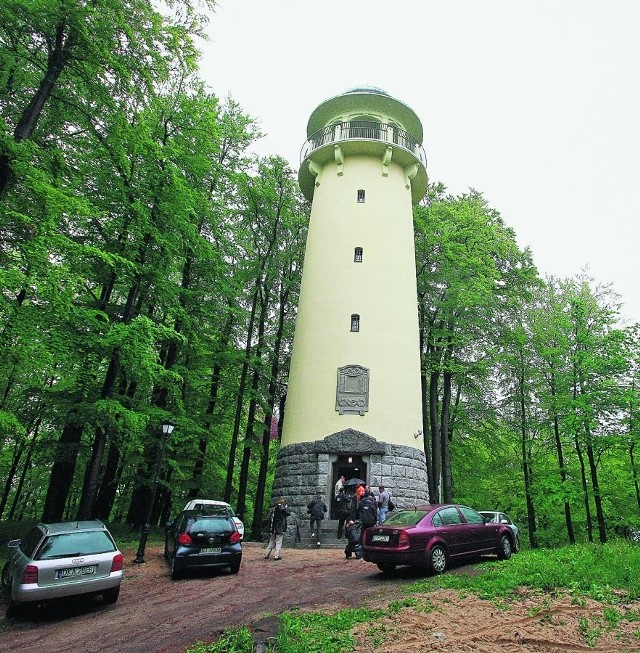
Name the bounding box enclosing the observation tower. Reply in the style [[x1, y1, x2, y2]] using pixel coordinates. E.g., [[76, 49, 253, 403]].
[[273, 87, 430, 520]]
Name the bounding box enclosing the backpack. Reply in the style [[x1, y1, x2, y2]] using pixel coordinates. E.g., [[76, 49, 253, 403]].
[[388, 498, 396, 511], [360, 498, 377, 526], [337, 494, 352, 518]]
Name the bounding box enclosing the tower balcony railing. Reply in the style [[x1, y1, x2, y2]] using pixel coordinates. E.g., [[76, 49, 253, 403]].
[[300, 120, 427, 168]]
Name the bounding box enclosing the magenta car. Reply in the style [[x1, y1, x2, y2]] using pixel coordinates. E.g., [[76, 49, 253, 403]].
[[362, 503, 514, 574]]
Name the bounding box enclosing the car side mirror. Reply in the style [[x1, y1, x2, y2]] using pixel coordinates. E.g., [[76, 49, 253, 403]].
[[7, 538, 20, 548]]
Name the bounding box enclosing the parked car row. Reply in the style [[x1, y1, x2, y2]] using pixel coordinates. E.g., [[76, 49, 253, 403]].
[[1, 499, 246, 617], [1, 501, 520, 616]]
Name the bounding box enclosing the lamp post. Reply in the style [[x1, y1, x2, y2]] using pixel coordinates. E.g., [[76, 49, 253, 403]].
[[133, 420, 175, 564]]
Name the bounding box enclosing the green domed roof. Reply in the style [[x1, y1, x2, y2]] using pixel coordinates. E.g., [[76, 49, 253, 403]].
[[344, 86, 389, 96], [306, 88, 423, 142]]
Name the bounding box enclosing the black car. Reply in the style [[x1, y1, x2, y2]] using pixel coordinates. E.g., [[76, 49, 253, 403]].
[[164, 508, 242, 579]]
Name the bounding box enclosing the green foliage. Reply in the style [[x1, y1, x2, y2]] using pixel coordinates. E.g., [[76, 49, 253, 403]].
[[184, 628, 255, 653], [409, 542, 640, 601], [274, 608, 384, 653]]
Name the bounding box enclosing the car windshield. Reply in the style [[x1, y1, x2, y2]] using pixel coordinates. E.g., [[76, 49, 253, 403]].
[[190, 502, 237, 517], [188, 517, 231, 535], [186, 506, 233, 519], [383, 510, 430, 527], [36, 531, 116, 560]]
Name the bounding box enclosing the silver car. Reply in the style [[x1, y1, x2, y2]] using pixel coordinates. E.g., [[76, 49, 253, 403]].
[[1, 520, 124, 617], [479, 511, 521, 552]]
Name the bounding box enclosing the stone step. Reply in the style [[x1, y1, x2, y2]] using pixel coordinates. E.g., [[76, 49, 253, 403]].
[[288, 519, 349, 550]]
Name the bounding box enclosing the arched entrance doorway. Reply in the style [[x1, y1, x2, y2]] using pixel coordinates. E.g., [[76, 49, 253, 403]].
[[331, 454, 367, 519]]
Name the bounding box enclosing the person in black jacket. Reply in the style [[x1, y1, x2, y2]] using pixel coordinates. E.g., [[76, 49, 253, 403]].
[[264, 498, 291, 561], [335, 488, 353, 538], [307, 494, 328, 546], [357, 491, 378, 542], [344, 520, 362, 558]]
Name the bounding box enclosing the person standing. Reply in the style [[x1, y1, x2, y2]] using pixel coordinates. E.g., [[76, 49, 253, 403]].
[[344, 520, 362, 559], [377, 485, 390, 524], [357, 491, 378, 542], [334, 475, 345, 499], [307, 494, 328, 546], [264, 498, 291, 561], [335, 487, 352, 538]]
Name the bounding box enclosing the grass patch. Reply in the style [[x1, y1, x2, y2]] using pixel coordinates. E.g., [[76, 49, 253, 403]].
[[408, 541, 640, 603], [273, 608, 384, 653], [185, 627, 255, 653]]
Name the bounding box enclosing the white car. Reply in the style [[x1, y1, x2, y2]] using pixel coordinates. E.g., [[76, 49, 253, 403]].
[[182, 499, 245, 539], [479, 510, 521, 552]]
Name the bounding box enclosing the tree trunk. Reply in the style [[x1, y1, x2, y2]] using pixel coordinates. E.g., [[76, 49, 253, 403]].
[[42, 422, 84, 522], [188, 313, 234, 498], [7, 434, 37, 519], [94, 439, 122, 520], [236, 281, 270, 521], [440, 369, 453, 502], [429, 367, 441, 503], [548, 371, 575, 544], [1, 20, 73, 195], [224, 279, 260, 503], [519, 366, 537, 548], [251, 281, 289, 539], [575, 438, 593, 542], [630, 444, 640, 511]]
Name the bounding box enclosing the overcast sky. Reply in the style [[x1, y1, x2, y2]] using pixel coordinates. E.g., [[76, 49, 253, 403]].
[[198, 0, 639, 325]]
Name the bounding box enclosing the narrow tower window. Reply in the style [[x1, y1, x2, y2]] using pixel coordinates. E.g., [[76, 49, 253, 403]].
[[357, 189, 365, 203], [354, 247, 363, 262], [350, 314, 360, 332]]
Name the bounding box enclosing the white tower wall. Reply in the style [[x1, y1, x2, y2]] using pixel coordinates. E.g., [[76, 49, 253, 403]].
[[283, 156, 423, 445]]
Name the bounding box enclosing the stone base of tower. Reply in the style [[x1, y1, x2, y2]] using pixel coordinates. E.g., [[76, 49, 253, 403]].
[[271, 429, 429, 547]]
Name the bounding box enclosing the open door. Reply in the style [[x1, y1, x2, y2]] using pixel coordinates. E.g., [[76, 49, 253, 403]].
[[331, 455, 367, 519]]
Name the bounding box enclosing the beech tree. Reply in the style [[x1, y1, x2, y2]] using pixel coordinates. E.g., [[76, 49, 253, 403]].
[[414, 188, 538, 502]]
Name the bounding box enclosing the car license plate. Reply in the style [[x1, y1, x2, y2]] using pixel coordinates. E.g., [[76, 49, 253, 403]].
[[200, 547, 222, 554], [56, 565, 97, 579], [372, 534, 390, 542]]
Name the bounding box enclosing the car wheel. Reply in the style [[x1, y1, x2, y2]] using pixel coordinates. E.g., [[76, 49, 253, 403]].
[[170, 555, 182, 580], [229, 561, 241, 574], [103, 586, 120, 605], [1, 562, 10, 590], [376, 563, 396, 575], [498, 534, 512, 560], [428, 544, 448, 574]]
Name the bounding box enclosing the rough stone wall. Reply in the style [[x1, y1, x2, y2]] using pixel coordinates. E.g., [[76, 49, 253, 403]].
[[271, 429, 429, 544]]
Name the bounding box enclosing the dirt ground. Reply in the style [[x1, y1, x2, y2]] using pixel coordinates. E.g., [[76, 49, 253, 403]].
[[0, 542, 639, 653]]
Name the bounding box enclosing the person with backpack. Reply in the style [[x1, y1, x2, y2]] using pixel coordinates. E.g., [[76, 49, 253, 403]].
[[357, 490, 378, 541], [335, 487, 353, 538], [264, 498, 291, 561], [307, 494, 328, 546]]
